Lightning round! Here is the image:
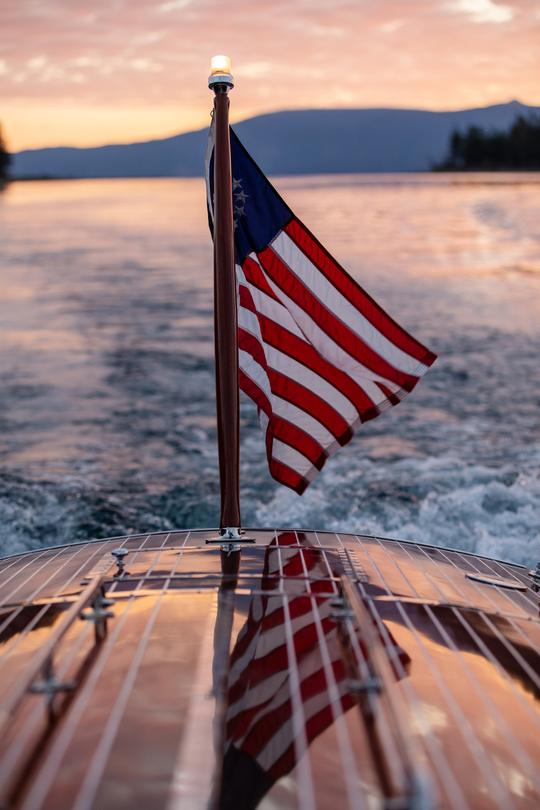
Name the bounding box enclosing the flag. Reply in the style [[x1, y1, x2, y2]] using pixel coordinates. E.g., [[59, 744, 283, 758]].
[[206, 123, 437, 494], [218, 533, 410, 810]]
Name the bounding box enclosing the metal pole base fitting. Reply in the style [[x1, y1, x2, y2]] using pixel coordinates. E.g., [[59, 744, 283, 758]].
[[206, 528, 256, 545]]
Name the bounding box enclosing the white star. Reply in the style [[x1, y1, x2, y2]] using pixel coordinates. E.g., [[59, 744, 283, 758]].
[[235, 189, 249, 204]]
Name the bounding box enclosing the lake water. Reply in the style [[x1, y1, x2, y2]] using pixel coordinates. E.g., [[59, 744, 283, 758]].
[[1, 174, 539, 565]]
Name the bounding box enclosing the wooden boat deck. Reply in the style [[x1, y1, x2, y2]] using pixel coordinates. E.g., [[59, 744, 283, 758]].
[[0, 529, 538, 809]]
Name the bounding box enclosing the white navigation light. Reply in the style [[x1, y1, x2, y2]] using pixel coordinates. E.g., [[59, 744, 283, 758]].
[[210, 55, 232, 76], [208, 55, 234, 90]]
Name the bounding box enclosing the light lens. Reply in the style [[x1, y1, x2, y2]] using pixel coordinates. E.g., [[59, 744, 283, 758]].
[[210, 55, 232, 76]]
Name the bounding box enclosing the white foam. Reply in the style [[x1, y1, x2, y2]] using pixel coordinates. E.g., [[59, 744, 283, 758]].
[[251, 454, 540, 567]]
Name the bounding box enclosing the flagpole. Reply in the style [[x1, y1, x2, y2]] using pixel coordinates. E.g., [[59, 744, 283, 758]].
[[208, 56, 241, 533]]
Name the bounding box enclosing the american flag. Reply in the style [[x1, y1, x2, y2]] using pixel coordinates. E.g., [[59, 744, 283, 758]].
[[218, 533, 410, 809], [206, 124, 437, 494]]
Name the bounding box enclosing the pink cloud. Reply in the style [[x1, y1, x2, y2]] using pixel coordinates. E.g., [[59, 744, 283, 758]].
[[1, 0, 538, 148]]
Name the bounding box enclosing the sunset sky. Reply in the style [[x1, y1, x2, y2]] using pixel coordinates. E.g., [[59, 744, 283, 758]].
[[1, 0, 540, 151]]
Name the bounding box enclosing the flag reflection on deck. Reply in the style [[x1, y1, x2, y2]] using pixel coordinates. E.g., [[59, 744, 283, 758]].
[[218, 534, 409, 809], [206, 124, 437, 494]]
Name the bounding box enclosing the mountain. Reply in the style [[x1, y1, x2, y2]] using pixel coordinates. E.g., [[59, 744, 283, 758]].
[[11, 100, 539, 178]]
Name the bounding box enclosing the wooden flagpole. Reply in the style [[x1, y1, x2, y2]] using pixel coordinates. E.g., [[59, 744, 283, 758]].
[[209, 57, 241, 533]]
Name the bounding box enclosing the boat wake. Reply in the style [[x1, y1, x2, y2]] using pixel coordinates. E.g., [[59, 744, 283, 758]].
[[1, 450, 538, 567]]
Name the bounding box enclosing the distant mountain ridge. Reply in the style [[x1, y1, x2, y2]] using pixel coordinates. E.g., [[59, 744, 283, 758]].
[[12, 101, 539, 178]]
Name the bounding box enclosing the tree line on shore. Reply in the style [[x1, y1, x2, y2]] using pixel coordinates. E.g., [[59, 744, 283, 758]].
[[2, 114, 539, 181], [0, 124, 10, 184], [434, 114, 540, 171]]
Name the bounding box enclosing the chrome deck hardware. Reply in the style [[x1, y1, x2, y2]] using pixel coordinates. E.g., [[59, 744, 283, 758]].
[[0, 575, 108, 743], [528, 562, 540, 592], [111, 547, 129, 576], [337, 576, 433, 809], [206, 527, 256, 546], [465, 572, 527, 590]]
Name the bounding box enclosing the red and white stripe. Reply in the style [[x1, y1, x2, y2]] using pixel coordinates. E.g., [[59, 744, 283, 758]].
[[237, 219, 437, 493]]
